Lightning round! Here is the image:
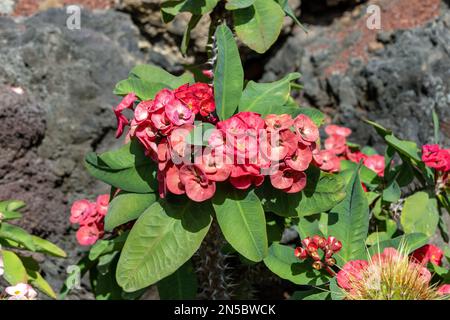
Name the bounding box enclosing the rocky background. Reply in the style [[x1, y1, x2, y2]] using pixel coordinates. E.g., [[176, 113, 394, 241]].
[[0, 0, 449, 299]]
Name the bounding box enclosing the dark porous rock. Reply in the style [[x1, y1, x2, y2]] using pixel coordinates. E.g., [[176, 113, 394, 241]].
[[0, 8, 175, 299]]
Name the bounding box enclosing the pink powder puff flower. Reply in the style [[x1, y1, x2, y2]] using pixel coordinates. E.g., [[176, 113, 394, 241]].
[[437, 284, 450, 296], [337, 260, 369, 291]]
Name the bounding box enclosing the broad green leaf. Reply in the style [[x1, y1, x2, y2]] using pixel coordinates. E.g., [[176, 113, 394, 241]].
[[234, 0, 285, 53], [31, 236, 67, 258], [2, 250, 28, 285], [263, 243, 330, 285], [328, 166, 369, 264], [91, 252, 124, 300], [0, 200, 26, 211], [214, 24, 244, 120], [157, 261, 198, 299], [89, 231, 129, 261], [105, 193, 157, 231], [161, 0, 219, 15], [276, 0, 307, 32], [364, 119, 392, 137], [213, 186, 268, 262], [113, 78, 168, 100], [21, 257, 57, 299], [0, 223, 35, 251], [340, 160, 381, 187], [85, 140, 157, 193], [401, 192, 439, 238], [257, 169, 346, 217], [129, 64, 194, 88], [0, 210, 22, 221], [367, 233, 428, 256], [186, 122, 216, 146], [382, 180, 401, 203], [385, 135, 421, 162], [329, 277, 344, 300], [297, 213, 328, 239], [116, 200, 212, 292], [181, 15, 201, 55], [225, 0, 255, 10], [291, 290, 330, 300], [238, 73, 301, 115]]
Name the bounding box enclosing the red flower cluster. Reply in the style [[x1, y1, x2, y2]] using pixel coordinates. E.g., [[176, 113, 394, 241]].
[[422, 144, 450, 172], [411, 244, 444, 266], [294, 235, 342, 271], [70, 194, 109, 246], [323, 124, 385, 176]]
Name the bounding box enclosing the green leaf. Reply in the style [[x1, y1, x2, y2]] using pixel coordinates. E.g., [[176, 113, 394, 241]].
[[21, 257, 57, 299], [234, 0, 285, 53], [0, 210, 22, 221], [276, 0, 307, 32], [291, 289, 330, 300], [340, 160, 381, 187], [238, 73, 301, 115], [385, 135, 421, 162], [0, 223, 35, 251], [113, 78, 169, 100], [432, 109, 440, 144], [225, 0, 255, 10], [212, 186, 268, 262], [31, 236, 67, 258], [328, 166, 369, 264], [213, 24, 244, 120], [129, 64, 194, 88], [88, 232, 129, 261], [2, 250, 28, 285], [364, 119, 392, 137], [186, 122, 216, 146], [181, 15, 202, 55], [85, 140, 157, 193], [161, 0, 219, 15], [157, 261, 198, 299], [367, 233, 428, 256], [0, 200, 26, 212], [329, 277, 344, 300], [105, 193, 157, 231], [263, 243, 330, 285], [116, 200, 212, 292], [382, 180, 401, 203], [91, 252, 124, 300], [401, 192, 439, 238], [297, 213, 328, 239]]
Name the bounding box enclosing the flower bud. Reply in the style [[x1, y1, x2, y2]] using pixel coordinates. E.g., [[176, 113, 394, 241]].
[[312, 235, 327, 249], [331, 240, 342, 252], [325, 257, 336, 267], [312, 261, 323, 270], [294, 247, 308, 260], [325, 249, 334, 258], [302, 237, 312, 247], [310, 250, 321, 261], [306, 242, 319, 254]]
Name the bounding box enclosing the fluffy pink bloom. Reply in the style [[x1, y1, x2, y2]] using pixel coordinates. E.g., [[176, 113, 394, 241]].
[[371, 247, 402, 265], [179, 165, 216, 202], [76, 224, 101, 246], [437, 284, 450, 296], [337, 260, 369, 291], [325, 125, 352, 137], [411, 244, 443, 266], [293, 114, 319, 145], [364, 154, 385, 177], [265, 114, 293, 132]]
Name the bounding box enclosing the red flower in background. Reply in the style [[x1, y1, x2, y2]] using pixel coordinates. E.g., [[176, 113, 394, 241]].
[[337, 260, 369, 291], [411, 244, 443, 266], [422, 144, 450, 172], [437, 284, 450, 296]]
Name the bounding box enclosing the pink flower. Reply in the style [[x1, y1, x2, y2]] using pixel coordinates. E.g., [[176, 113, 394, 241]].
[[113, 93, 136, 138], [133, 100, 152, 123], [285, 144, 313, 171], [236, 112, 266, 131], [151, 89, 174, 112], [265, 114, 293, 132], [314, 150, 340, 173], [371, 247, 402, 265], [324, 134, 347, 155], [134, 125, 157, 153], [217, 115, 248, 136], [150, 110, 173, 135], [229, 164, 264, 190], [174, 83, 215, 116], [96, 194, 109, 217], [437, 284, 450, 296], [293, 114, 319, 145], [270, 165, 307, 193], [268, 129, 298, 161], [179, 165, 216, 202], [364, 154, 385, 177], [325, 125, 352, 138], [5, 283, 37, 300], [422, 144, 450, 172], [195, 149, 232, 182], [346, 150, 368, 163], [70, 199, 91, 224], [337, 260, 369, 291], [76, 224, 101, 246], [411, 244, 444, 266], [165, 163, 185, 195], [165, 98, 195, 126]]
